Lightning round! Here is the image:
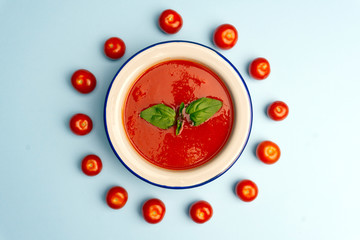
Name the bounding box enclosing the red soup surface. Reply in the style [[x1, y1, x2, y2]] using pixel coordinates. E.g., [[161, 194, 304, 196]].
[[124, 60, 233, 170]]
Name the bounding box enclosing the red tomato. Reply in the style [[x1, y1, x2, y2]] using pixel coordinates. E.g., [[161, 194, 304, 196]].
[[69, 113, 93, 135], [158, 9, 183, 34], [142, 198, 166, 224], [106, 186, 128, 209], [267, 101, 289, 121], [81, 154, 102, 176], [189, 200, 213, 224], [213, 24, 238, 50], [256, 141, 281, 164], [249, 57, 271, 80], [236, 180, 258, 202], [104, 37, 126, 60], [71, 69, 96, 94]]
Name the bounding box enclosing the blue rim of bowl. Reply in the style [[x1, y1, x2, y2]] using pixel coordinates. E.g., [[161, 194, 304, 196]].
[[103, 40, 253, 189]]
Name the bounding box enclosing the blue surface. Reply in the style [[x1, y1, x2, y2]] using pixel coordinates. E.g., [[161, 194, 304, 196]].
[[1, 0, 360, 239]]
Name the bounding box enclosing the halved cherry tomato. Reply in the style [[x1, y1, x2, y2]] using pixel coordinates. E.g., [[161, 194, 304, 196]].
[[81, 154, 102, 176], [158, 9, 183, 34], [236, 179, 258, 202], [71, 69, 96, 94], [267, 101, 289, 121], [69, 113, 93, 135], [142, 198, 166, 224], [249, 57, 271, 80], [189, 200, 213, 224], [106, 186, 128, 209], [104, 37, 126, 60], [256, 141, 281, 164], [213, 24, 238, 50]]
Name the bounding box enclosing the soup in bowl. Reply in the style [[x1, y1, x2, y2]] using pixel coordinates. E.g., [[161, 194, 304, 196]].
[[104, 41, 252, 189]]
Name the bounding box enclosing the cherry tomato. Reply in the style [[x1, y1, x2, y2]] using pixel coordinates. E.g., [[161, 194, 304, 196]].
[[71, 69, 96, 94], [256, 141, 281, 164], [249, 57, 271, 80], [104, 37, 126, 60], [106, 186, 128, 209], [81, 154, 102, 176], [142, 198, 166, 224], [189, 200, 213, 224], [267, 101, 289, 121], [236, 179, 258, 202], [158, 9, 183, 34], [213, 24, 238, 50], [69, 113, 93, 135]]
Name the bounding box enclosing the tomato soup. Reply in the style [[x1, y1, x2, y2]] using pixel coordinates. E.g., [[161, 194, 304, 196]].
[[124, 60, 233, 170]]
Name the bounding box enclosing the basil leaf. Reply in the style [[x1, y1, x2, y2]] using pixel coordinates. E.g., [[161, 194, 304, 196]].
[[185, 97, 222, 126], [176, 102, 185, 135], [140, 104, 176, 129]]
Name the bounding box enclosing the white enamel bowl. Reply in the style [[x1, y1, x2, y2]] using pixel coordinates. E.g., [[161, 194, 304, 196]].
[[104, 41, 252, 189]]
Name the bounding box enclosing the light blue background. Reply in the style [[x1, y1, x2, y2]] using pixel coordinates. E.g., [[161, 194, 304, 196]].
[[1, 0, 359, 239]]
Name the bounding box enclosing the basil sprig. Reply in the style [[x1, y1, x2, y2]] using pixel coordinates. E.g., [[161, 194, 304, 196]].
[[140, 97, 222, 134], [185, 97, 223, 126], [176, 102, 185, 135], [140, 104, 176, 129]]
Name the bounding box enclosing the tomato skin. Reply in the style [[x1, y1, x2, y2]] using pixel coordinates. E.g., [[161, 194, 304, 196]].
[[267, 101, 289, 121], [106, 186, 128, 209], [69, 113, 93, 135], [104, 37, 126, 60], [71, 69, 96, 94], [158, 9, 183, 34], [81, 155, 102, 176], [213, 24, 238, 50], [236, 180, 258, 202], [249, 57, 271, 80], [189, 200, 213, 224], [256, 141, 281, 164], [142, 198, 166, 224]]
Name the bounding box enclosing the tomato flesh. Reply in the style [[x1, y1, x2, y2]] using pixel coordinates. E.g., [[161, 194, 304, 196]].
[[142, 198, 166, 224], [69, 113, 93, 135], [189, 200, 213, 224], [71, 69, 96, 94], [249, 58, 271, 80], [267, 101, 289, 121], [256, 140, 281, 164], [81, 154, 102, 176], [158, 9, 183, 34], [106, 186, 128, 209], [213, 24, 238, 50], [236, 180, 258, 202]]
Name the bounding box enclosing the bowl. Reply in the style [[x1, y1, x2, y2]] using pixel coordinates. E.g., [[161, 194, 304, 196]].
[[104, 41, 252, 189]]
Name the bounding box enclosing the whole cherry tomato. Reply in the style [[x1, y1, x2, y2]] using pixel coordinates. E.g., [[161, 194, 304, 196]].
[[189, 200, 213, 224], [104, 37, 126, 60], [158, 9, 183, 34], [267, 101, 289, 121], [249, 57, 271, 80], [106, 186, 128, 209], [213, 24, 238, 50], [81, 154, 102, 176], [71, 69, 96, 94], [256, 141, 281, 164], [236, 179, 258, 202], [142, 198, 166, 224], [69, 113, 93, 135]]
